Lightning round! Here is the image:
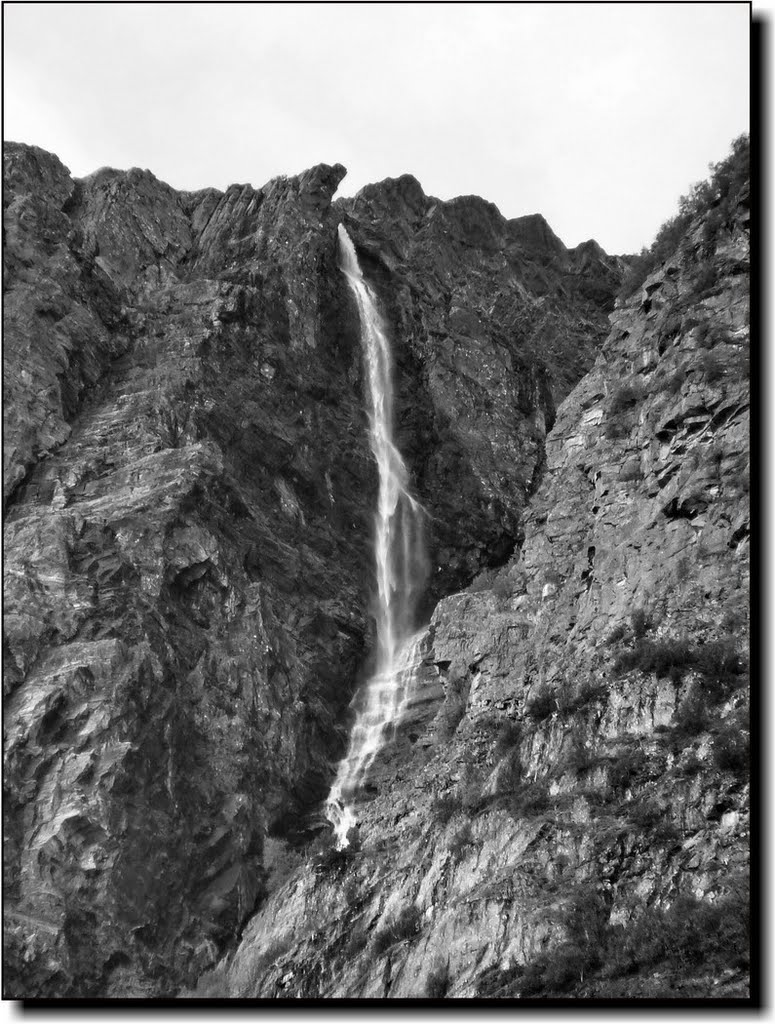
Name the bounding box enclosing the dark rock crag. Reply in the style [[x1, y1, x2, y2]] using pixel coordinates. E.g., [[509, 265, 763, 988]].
[[3, 143, 619, 996], [185, 149, 750, 1000]]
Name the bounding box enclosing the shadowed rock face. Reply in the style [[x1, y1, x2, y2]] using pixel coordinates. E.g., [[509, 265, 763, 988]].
[[3, 143, 619, 996], [338, 178, 624, 603], [182, 157, 750, 1001], [3, 145, 371, 996]]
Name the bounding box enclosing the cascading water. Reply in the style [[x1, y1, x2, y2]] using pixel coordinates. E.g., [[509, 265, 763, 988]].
[[325, 224, 429, 848]]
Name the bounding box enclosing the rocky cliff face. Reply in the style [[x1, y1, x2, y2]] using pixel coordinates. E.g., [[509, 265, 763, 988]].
[[3, 143, 619, 997], [185, 149, 750, 1000]]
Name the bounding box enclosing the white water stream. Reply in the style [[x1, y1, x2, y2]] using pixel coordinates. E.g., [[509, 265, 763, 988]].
[[325, 225, 428, 847]]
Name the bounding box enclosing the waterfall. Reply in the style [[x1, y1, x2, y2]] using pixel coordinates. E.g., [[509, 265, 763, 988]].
[[325, 224, 428, 848]]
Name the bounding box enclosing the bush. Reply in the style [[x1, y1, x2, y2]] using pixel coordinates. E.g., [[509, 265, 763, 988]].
[[469, 567, 498, 593], [672, 682, 711, 739], [448, 823, 475, 863], [618, 249, 657, 300], [698, 349, 726, 383], [712, 722, 749, 773], [520, 941, 598, 995], [492, 747, 523, 795], [526, 687, 556, 721], [566, 887, 610, 946], [606, 622, 628, 646], [494, 721, 522, 759], [696, 322, 730, 349], [425, 963, 450, 998], [491, 573, 513, 601], [692, 639, 744, 694], [613, 637, 694, 682], [613, 633, 744, 692], [606, 383, 645, 440], [630, 608, 652, 639], [373, 905, 422, 954], [475, 962, 523, 998], [608, 747, 648, 794], [691, 263, 719, 297], [676, 752, 703, 777], [609, 383, 645, 416], [565, 679, 608, 713], [612, 891, 749, 976], [502, 885, 749, 997], [474, 712, 502, 739], [727, 464, 750, 496], [618, 134, 749, 302], [431, 792, 461, 825], [564, 736, 598, 774], [499, 888, 609, 996], [629, 799, 681, 845], [506, 781, 552, 821], [342, 927, 369, 960]]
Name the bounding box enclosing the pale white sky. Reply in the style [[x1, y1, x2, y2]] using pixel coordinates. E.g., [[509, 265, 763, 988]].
[[3, 2, 750, 253]]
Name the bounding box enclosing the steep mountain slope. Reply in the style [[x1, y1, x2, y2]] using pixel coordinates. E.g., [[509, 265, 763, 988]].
[[193, 143, 750, 1000], [3, 143, 619, 996]]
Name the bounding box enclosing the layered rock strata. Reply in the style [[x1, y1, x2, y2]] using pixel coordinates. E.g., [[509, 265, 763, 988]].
[[3, 143, 618, 996], [194, 155, 750, 1000]]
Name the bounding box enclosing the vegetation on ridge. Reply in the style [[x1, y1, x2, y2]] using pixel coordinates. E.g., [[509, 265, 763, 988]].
[[618, 133, 749, 299], [476, 883, 749, 998]]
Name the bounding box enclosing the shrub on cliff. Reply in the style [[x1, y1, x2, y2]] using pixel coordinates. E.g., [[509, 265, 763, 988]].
[[448, 822, 475, 863], [628, 798, 681, 845], [526, 687, 556, 721], [469, 567, 498, 593], [671, 682, 711, 738], [520, 941, 599, 995], [618, 248, 657, 300], [373, 905, 422, 954], [505, 887, 609, 995], [608, 890, 749, 977], [565, 679, 608, 713], [506, 780, 552, 821], [608, 747, 649, 794], [630, 608, 652, 639], [618, 133, 749, 300], [613, 634, 743, 689], [487, 887, 748, 996], [609, 382, 645, 416], [614, 637, 694, 682], [712, 718, 749, 773], [693, 639, 744, 692], [606, 622, 628, 646], [606, 382, 645, 438], [493, 720, 522, 759], [564, 736, 598, 775], [431, 792, 462, 824], [425, 962, 450, 998], [342, 927, 369, 959]]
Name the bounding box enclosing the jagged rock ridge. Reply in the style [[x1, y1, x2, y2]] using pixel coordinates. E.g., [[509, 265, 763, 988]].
[[3, 143, 620, 996], [187, 144, 750, 1000]]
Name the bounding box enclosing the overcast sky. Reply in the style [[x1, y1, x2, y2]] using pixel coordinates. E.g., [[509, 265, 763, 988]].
[[4, 2, 750, 253]]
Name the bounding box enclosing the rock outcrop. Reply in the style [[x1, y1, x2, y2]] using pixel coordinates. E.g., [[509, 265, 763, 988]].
[[188, 145, 750, 1001], [3, 143, 619, 996]]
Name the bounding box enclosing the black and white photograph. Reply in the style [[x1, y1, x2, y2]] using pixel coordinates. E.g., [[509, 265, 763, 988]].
[[2, 0, 755, 1005]]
